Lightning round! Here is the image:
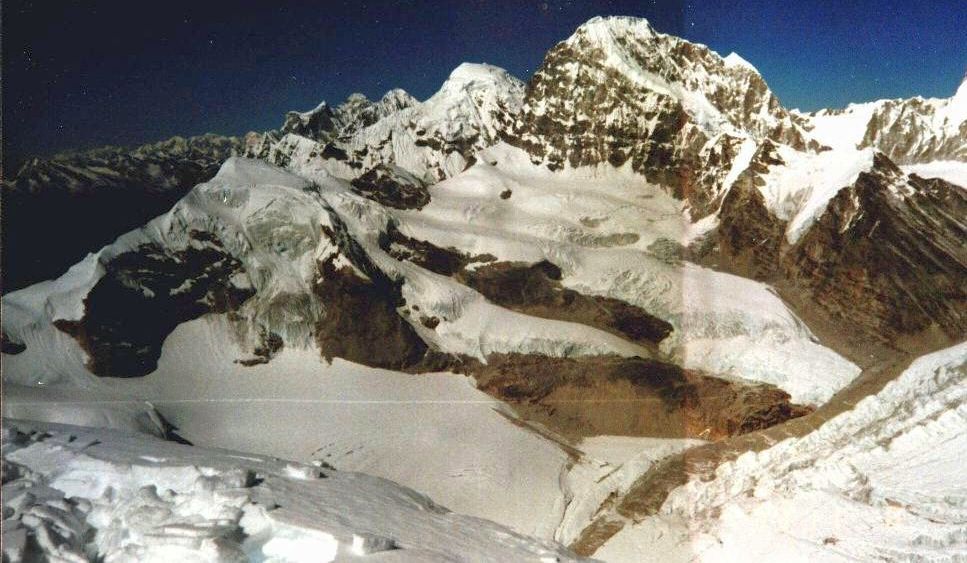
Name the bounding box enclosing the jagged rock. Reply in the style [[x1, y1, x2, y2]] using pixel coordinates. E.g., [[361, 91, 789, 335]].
[[246, 63, 524, 184], [349, 164, 431, 209], [505, 16, 818, 217], [457, 260, 673, 347], [714, 140, 787, 279]]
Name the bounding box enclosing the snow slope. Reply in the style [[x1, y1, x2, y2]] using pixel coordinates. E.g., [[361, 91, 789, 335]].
[[1, 157, 650, 384], [752, 145, 876, 243], [398, 143, 859, 405], [4, 308, 710, 545], [0, 157, 670, 539], [902, 160, 967, 188], [1, 419, 585, 562], [595, 342, 967, 562]]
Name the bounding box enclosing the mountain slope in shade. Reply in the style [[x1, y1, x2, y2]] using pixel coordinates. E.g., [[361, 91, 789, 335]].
[[2, 134, 242, 292], [713, 150, 967, 346], [783, 155, 966, 342]]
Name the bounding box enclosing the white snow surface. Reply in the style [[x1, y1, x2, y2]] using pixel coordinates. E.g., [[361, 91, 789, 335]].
[[722, 52, 758, 74], [803, 80, 966, 165], [902, 160, 967, 188], [1, 314, 703, 554], [1, 419, 585, 562], [556, 436, 704, 546], [595, 341, 967, 562], [1, 157, 648, 383]]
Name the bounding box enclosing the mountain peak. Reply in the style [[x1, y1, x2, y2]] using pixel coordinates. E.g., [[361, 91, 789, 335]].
[[381, 88, 415, 103], [723, 52, 759, 74], [443, 63, 518, 89], [572, 15, 655, 40]]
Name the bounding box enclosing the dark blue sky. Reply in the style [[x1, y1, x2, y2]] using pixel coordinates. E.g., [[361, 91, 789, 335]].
[[4, 0, 965, 167]]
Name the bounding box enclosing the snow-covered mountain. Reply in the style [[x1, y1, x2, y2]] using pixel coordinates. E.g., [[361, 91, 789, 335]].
[[245, 62, 525, 187], [804, 73, 967, 166], [3, 14, 965, 563], [504, 16, 820, 218]]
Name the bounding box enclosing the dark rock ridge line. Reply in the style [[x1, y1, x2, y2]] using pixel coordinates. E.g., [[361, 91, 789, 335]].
[[381, 225, 673, 347], [348, 164, 431, 210], [380, 223, 497, 276], [569, 349, 921, 557], [312, 245, 428, 370]]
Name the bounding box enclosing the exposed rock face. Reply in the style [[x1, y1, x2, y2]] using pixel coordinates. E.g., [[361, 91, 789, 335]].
[[458, 261, 673, 348], [380, 223, 496, 276], [2, 134, 241, 292], [1, 332, 26, 355], [714, 141, 787, 279], [54, 231, 254, 377], [349, 164, 431, 210], [473, 354, 811, 440], [380, 226, 673, 348], [505, 16, 817, 216], [312, 215, 431, 370], [857, 96, 967, 163], [713, 151, 967, 345], [313, 253, 428, 370], [783, 155, 967, 342], [280, 90, 419, 143]]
